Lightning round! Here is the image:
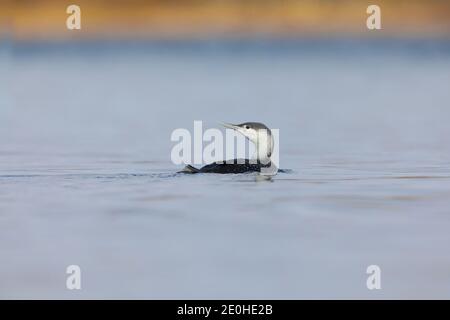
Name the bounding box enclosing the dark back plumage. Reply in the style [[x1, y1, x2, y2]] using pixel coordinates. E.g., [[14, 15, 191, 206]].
[[198, 159, 271, 174]]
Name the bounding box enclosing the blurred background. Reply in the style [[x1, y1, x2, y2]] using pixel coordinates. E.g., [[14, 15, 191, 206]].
[[2, 0, 450, 40], [1, 1, 450, 299]]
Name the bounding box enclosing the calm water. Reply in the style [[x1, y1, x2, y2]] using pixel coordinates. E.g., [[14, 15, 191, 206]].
[[1, 39, 450, 298]]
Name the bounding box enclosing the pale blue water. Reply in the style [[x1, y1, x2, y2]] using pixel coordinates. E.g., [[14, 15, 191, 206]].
[[1, 39, 450, 298]]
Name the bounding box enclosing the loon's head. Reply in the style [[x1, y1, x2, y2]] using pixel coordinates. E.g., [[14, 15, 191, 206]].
[[222, 122, 274, 163]]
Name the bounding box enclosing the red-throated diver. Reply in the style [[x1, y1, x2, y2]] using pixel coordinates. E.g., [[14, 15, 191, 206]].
[[179, 122, 276, 174]]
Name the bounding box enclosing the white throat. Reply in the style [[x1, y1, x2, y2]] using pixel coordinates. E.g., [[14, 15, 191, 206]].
[[251, 130, 273, 164]]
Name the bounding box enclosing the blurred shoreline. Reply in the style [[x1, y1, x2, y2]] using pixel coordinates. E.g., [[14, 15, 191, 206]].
[[4, 38, 450, 62], [1, 0, 450, 41]]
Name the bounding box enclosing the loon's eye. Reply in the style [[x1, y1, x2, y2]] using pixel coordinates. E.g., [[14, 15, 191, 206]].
[[245, 125, 250, 130]]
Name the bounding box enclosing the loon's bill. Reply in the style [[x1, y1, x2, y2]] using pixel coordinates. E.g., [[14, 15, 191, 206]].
[[179, 122, 278, 175]]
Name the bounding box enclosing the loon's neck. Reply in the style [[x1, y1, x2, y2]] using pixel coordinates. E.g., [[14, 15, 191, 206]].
[[252, 130, 273, 165]]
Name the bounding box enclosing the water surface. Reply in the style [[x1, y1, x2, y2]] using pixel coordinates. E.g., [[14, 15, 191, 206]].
[[1, 40, 450, 298]]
